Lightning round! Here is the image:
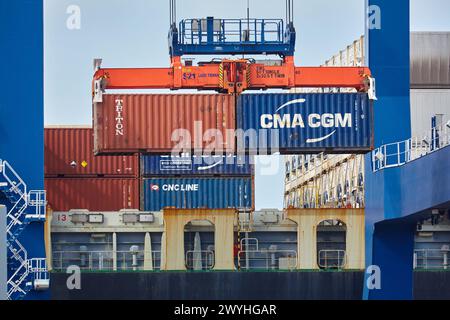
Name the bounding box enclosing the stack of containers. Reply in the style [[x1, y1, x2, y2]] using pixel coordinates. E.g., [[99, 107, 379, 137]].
[[139, 155, 255, 211], [92, 93, 255, 211], [44, 126, 140, 211]]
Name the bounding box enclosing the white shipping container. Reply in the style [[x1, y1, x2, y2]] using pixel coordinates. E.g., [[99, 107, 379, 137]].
[[410, 89, 450, 138]]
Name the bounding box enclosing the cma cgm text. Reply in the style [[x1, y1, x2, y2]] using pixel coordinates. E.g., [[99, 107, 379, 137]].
[[260, 113, 353, 129]]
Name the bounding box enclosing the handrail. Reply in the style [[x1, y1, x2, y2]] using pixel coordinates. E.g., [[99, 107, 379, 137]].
[[28, 190, 47, 218], [6, 193, 27, 234], [1, 160, 27, 199], [414, 249, 449, 270], [179, 18, 285, 45], [185, 250, 215, 270], [52, 250, 162, 272], [372, 124, 450, 172], [240, 238, 259, 252], [318, 250, 347, 269], [239, 249, 298, 271], [1, 159, 49, 299]]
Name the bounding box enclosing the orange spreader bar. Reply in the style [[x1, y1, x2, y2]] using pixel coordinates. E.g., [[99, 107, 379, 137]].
[[93, 57, 371, 94]]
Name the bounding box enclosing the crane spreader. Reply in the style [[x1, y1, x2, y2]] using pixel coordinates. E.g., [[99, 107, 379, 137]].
[[93, 0, 375, 101]]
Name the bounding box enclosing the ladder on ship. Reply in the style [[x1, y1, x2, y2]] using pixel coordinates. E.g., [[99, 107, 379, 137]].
[[0, 159, 49, 300]]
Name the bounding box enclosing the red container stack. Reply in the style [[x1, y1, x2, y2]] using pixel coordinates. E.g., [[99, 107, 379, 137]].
[[45, 126, 138, 177], [44, 178, 139, 212], [44, 126, 140, 211]]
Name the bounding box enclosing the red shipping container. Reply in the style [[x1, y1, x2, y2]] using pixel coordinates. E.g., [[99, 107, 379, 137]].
[[45, 126, 138, 177], [45, 178, 139, 211], [93, 94, 236, 154]]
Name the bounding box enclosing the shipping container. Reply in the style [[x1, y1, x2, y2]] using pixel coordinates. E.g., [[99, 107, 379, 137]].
[[411, 89, 450, 137], [236, 93, 374, 154], [141, 177, 254, 211], [411, 32, 450, 89], [45, 178, 139, 211], [45, 127, 138, 177], [93, 94, 236, 155], [140, 155, 254, 177]]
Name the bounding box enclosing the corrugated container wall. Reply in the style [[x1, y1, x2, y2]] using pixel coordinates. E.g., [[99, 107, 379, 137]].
[[411, 89, 450, 137], [45, 127, 138, 177], [140, 155, 254, 177], [45, 178, 139, 211], [94, 94, 236, 155], [237, 93, 374, 154], [411, 32, 450, 89], [141, 177, 254, 211]]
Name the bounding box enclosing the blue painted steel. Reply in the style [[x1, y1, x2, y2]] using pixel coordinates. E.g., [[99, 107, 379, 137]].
[[0, 0, 48, 300], [364, 0, 413, 300], [0, 206, 6, 300], [142, 177, 253, 211], [364, 146, 450, 300], [237, 93, 373, 154], [367, 146, 450, 221], [169, 17, 296, 57], [140, 155, 254, 177]]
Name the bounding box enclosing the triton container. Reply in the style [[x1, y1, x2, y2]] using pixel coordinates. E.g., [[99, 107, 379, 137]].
[[141, 177, 254, 211], [45, 127, 138, 177], [236, 93, 374, 154], [93, 94, 236, 155], [45, 178, 139, 211], [140, 155, 254, 177]]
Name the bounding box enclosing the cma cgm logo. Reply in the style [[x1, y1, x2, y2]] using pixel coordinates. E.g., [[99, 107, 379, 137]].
[[115, 99, 124, 136], [150, 184, 200, 192], [260, 99, 353, 143]]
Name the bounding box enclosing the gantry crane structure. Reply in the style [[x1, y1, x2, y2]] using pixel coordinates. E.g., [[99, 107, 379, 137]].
[[93, 0, 374, 101]]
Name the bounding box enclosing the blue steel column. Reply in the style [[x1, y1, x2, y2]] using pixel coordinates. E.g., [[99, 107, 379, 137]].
[[0, 206, 6, 300], [364, 0, 414, 299], [0, 1, 48, 300]]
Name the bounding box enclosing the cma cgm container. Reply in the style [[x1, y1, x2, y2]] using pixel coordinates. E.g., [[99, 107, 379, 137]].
[[141, 177, 254, 211], [45, 127, 138, 177], [237, 93, 374, 154], [94, 94, 236, 155], [45, 178, 139, 211], [140, 155, 254, 177]]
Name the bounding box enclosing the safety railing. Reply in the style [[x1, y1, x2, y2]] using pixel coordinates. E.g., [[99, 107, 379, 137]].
[[1, 159, 49, 299], [179, 18, 285, 45], [28, 258, 50, 290], [7, 256, 30, 299], [372, 124, 450, 172], [318, 250, 347, 269], [185, 250, 215, 270], [28, 190, 47, 219], [239, 249, 298, 271], [0, 160, 27, 200], [29, 258, 49, 278], [6, 192, 28, 235], [241, 238, 259, 252], [52, 250, 162, 272], [414, 249, 450, 270]]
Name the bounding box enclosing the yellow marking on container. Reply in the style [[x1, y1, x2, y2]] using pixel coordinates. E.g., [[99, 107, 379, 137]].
[[219, 64, 224, 88]]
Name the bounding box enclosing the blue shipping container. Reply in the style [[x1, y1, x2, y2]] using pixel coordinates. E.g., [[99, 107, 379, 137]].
[[237, 93, 374, 154], [141, 177, 253, 211], [140, 155, 254, 176]]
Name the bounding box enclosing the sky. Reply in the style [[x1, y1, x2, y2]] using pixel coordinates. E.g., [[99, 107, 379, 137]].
[[44, 0, 450, 210]]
